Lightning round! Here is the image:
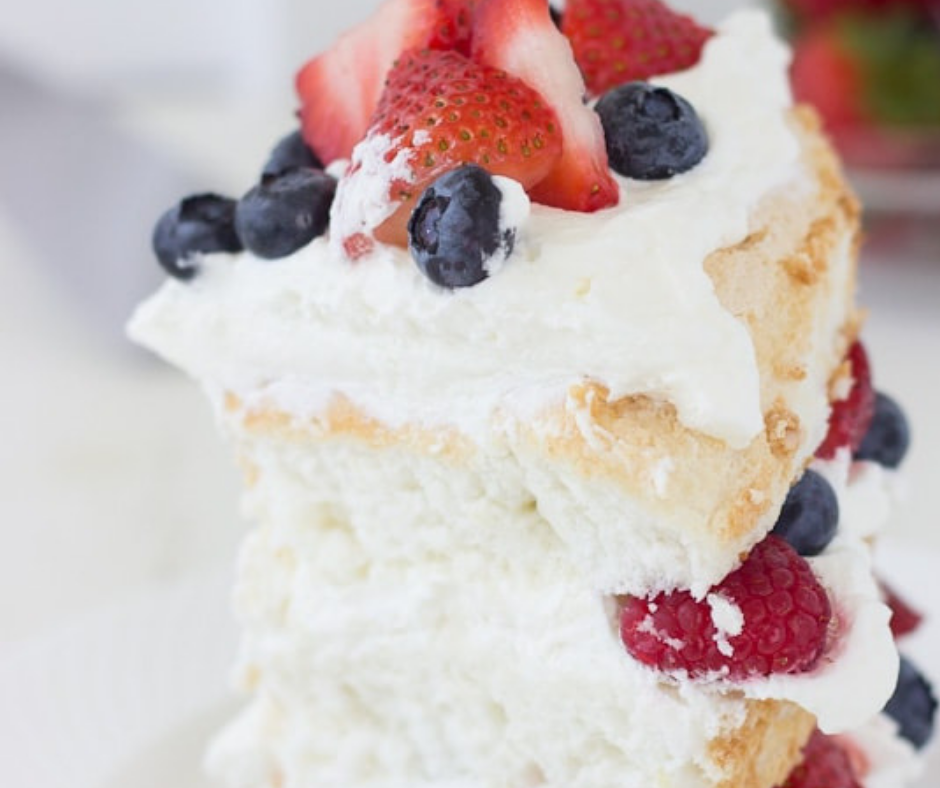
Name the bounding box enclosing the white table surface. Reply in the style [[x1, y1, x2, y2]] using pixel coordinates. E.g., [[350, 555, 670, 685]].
[[0, 94, 938, 654]]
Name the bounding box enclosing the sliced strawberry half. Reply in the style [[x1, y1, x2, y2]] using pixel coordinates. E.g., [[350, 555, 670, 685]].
[[332, 47, 564, 252], [472, 0, 619, 212], [562, 0, 713, 96], [296, 0, 445, 165]]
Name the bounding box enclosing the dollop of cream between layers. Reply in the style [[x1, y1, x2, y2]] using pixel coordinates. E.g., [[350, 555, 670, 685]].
[[200, 423, 899, 788], [129, 12, 799, 451]]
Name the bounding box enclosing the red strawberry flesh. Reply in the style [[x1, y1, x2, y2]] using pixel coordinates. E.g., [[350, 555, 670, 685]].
[[427, 0, 480, 54], [620, 535, 833, 680], [296, 0, 445, 165], [562, 0, 713, 96], [473, 0, 619, 212]]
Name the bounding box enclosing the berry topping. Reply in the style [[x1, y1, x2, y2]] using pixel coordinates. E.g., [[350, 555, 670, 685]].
[[790, 24, 870, 135], [620, 535, 832, 680], [816, 341, 876, 460], [427, 0, 479, 54], [854, 392, 910, 469], [408, 164, 520, 288], [340, 46, 563, 249], [296, 0, 445, 164], [776, 729, 862, 788], [235, 169, 337, 259], [562, 0, 713, 96], [263, 130, 324, 179], [152, 194, 242, 280], [879, 580, 924, 640], [771, 469, 839, 557], [473, 0, 619, 213], [783, 0, 938, 24], [595, 82, 708, 180], [884, 656, 937, 750], [788, 8, 940, 168]]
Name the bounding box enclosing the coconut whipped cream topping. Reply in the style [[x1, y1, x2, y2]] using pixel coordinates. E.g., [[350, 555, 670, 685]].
[[129, 11, 800, 449]]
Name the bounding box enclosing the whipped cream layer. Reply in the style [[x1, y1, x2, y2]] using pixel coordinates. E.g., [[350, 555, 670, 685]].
[[206, 437, 770, 788], [129, 12, 800, 449], [205, 412, 901, 788]]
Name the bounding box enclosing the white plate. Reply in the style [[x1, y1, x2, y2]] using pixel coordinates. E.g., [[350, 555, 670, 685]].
[[0, 545, 936, 788]]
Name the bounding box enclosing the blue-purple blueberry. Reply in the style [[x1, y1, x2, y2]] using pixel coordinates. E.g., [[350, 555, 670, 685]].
[[235, 168, 336, 259], [152, 194, 242, 280], [408, 164, 514, 289], [771, 469, 839, 557], [262, 130, 323, 180], [855, 392, 910, 469], [595, 82, 708, 180], [884, 656, 936, 749]]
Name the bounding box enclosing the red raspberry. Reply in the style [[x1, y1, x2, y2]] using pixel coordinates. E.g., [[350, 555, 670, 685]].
[[620, 536, 832, 679], [880, 579, 924, 640], [777, 729, 863, 788], [816, 341, 876, 460]]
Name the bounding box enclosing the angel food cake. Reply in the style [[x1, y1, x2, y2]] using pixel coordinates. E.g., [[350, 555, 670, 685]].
[[129, 0, 936, 786]]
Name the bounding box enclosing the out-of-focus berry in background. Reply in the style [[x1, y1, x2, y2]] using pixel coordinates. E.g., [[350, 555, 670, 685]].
[[778, 0, 940, 195]]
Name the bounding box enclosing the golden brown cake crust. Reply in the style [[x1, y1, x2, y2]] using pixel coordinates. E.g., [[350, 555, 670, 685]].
[[711, 701, 816, 788]]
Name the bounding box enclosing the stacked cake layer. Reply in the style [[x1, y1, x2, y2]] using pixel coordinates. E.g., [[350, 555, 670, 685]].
[[129, 2, 934, 787]]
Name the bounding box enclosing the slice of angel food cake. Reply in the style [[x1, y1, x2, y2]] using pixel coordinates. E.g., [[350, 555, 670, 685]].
[[129, 0, 936, 786]]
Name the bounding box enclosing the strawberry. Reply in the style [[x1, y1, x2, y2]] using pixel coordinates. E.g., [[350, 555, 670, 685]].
[[472, 0, 619, 212], [296, 0, 446, 165], [335, 47, 563, 250], [776, 729, 863, 788], [789, 10, 940, 167], [790, 25, 870, 135], [816, 341, 876, 460], [428, 0, 480, 54], [620, 536, 832, 680], [561, 0, 713, 96]]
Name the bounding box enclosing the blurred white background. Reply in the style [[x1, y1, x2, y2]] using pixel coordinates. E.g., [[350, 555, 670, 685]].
[[0, 0, 937, 702]]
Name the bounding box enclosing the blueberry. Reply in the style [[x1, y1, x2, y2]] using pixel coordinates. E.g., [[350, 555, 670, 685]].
[[770, 469, 839, 556], [152, 194, 242, 280], [408, 164, 515, 289], [235, 169, 336, 259], [884, 656, 936, 749], [262, 130, 323, 179], [854, 392, 910, 468], [595, 82, 708, 180]]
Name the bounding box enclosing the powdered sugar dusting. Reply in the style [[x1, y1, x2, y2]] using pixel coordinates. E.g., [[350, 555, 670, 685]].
[[330, 132, 414, 249], [707, 593, 743, 658]]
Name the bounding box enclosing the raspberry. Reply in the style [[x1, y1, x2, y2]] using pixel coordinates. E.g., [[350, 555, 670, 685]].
[[816, 341, 876, 460], [620, 536, 832, 679], [880, 579, 924, 639], [777, 729, 863, 788]]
